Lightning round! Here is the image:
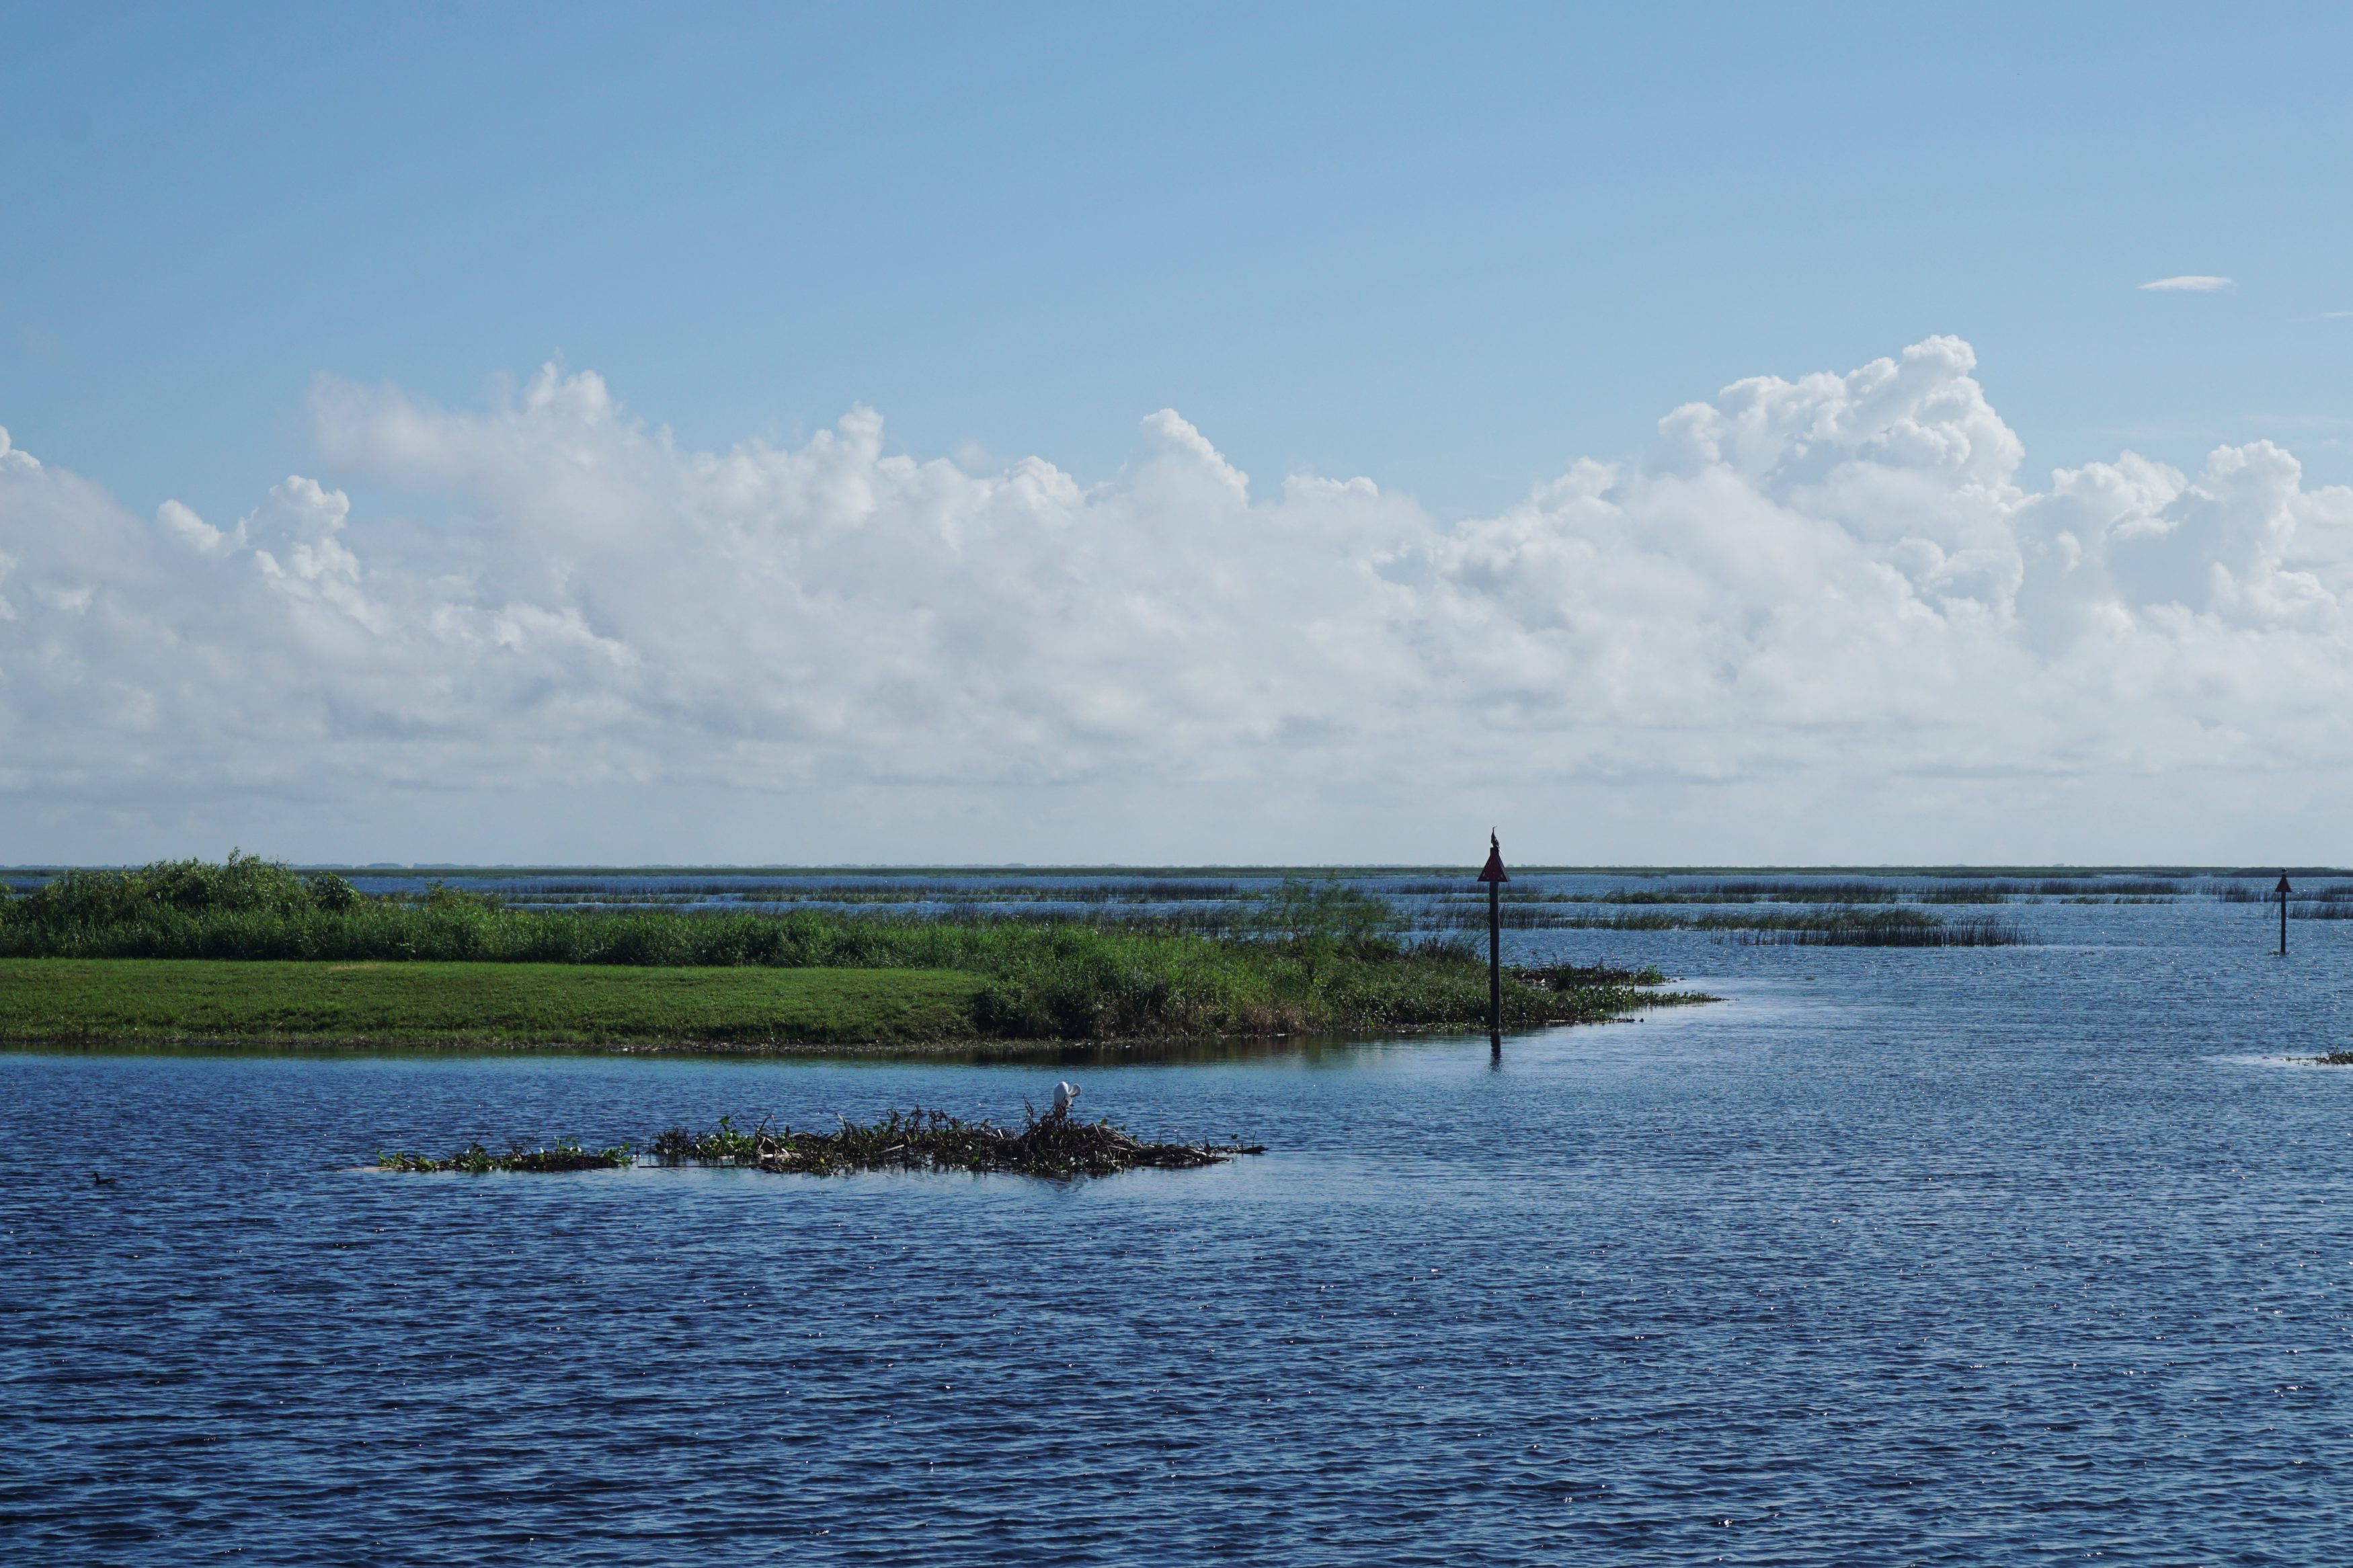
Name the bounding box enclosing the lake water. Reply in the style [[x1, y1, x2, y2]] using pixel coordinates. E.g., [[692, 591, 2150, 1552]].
[[7, 882, 2353, 1563]]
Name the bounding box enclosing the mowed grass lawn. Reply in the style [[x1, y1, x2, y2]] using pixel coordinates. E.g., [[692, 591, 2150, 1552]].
[[0, 959, 989, 1046]]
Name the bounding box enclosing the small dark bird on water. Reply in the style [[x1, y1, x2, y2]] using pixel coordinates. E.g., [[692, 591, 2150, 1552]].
[[90, 1173, 114, 1186]]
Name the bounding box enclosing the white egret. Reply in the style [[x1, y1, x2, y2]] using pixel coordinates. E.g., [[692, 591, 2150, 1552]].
[[1051, 1081, 1080, 1120]]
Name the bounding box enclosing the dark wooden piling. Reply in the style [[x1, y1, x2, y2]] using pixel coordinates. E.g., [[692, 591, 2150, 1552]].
[[2278, 872, 2291, 956], [1478, 832, 1509, 1049]]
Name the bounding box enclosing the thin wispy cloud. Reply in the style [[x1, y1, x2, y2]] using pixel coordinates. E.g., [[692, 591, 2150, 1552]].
[[2138, 274, 2234, 292]]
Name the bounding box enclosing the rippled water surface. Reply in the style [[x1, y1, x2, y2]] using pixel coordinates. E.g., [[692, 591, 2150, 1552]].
[[8, 890, 2353, 1563]]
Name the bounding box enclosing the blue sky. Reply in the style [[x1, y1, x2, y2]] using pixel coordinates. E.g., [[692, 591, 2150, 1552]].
[[5, 3, 2353, 864], [7, 3, 2347, 523]]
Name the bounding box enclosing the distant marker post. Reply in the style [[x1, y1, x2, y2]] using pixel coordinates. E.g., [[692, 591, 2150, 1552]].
[[1478, 832, 1509, 1050], [2278, 872, 2292, 956]]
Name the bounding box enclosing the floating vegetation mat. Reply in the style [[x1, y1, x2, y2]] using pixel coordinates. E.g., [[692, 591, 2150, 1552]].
[[377, 1138, 633, 1173], [378, 1109, 1263, 1180]]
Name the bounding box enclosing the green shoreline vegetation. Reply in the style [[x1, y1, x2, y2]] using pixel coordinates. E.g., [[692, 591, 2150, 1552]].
[[0, 856, 1708, 1048], [0, 960, 991, 1047]]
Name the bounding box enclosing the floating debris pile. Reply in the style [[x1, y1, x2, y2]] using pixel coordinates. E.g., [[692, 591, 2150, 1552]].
[[378, 1105, 1262, 1180], [654, 1107, 1263, 1179], [377, 1138, 633, 1173]]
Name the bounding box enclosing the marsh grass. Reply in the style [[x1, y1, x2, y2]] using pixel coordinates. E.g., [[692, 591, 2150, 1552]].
[[1736, 912, 2026, 947], [2210, 879, 2353, 915], [1425, 903, 2031, 944], [1695, 880, 1903, 903], [2208, 880, 2351, 904], [1543, 878, 2176, 907]]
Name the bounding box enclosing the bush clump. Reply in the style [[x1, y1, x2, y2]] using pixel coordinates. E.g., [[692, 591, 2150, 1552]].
[[13, 852, 376, 936]]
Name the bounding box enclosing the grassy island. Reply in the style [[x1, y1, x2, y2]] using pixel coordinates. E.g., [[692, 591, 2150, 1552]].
[[0, 856, 1707, 1049]]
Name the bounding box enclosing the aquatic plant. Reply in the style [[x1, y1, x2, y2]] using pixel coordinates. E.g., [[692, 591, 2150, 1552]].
[[651, 1114, 763, 1161], [1515, 962, 1672, 988], [1736, 911, 2025, 947], [1424, 903, 2030, 944], [376, 1137, 634, 1173], [1696, 879, 1905, 903], [657, 1106, 1265, 1178], [2208, 876, 2353, 903], [389, 1108, 1263, 1180]]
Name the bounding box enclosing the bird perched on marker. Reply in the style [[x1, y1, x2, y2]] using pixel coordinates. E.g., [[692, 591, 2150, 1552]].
[[1051, 1081, 1080, 1120]]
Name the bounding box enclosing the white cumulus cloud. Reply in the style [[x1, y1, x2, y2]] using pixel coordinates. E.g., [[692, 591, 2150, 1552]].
[[4, 337, 2352, 863]]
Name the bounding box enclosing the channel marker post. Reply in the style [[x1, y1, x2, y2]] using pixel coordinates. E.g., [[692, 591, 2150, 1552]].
[[1478, 832, 1508, 1048]]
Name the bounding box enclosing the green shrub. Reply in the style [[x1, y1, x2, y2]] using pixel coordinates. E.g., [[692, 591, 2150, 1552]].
[[304, 872, 364, 912], [14, 868, 151, 929]]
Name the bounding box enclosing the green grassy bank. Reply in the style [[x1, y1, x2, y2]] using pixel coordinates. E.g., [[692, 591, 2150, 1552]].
[[0, 953, 1691, 1048], [0, 858, 1708, 1046], [0, 959, 992, 1047]]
